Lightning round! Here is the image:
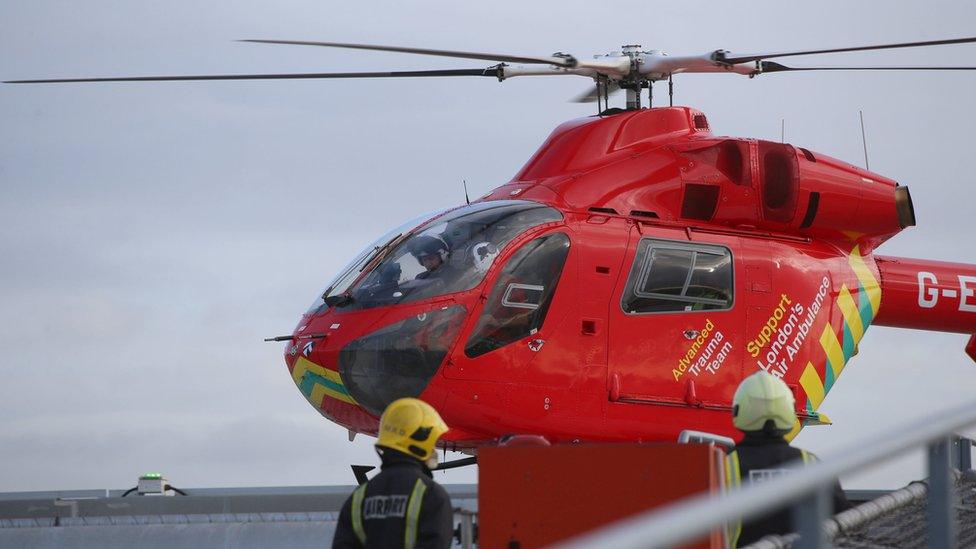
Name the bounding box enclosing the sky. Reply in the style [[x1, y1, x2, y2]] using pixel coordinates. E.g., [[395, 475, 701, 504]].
[[1, 1, 974, 493]]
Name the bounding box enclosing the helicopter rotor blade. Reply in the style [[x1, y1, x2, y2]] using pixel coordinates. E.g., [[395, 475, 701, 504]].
[[761, 61, 976, 73], [719, 35, 976, 65], [240, 39, 578, 68], [4, 67, 501, 84], [571, 80, 621, 103]]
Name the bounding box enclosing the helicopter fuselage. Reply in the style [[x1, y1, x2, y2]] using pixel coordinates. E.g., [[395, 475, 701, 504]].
[[285, 107, 976, 447]]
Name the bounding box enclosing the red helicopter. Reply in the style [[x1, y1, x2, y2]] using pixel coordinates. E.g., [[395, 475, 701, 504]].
[[11, 36, 976, 450]]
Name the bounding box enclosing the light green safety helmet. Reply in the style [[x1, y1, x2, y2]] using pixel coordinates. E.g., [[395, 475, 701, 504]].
[[732, 371, 797, 433]]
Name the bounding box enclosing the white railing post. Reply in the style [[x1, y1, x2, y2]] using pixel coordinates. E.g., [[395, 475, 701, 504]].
[[956, 437, 973, 473], [791, 486, 827, 549], [927, 437, 956, 549]]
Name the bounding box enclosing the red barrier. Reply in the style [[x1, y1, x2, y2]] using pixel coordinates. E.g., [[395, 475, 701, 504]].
[[478, 443, 725, 548]]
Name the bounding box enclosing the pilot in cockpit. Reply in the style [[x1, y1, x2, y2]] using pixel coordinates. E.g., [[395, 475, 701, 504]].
[[409, 235, 453, 280]]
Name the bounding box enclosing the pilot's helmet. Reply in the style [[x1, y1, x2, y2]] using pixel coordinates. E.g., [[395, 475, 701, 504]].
[[376, 398, 449, 469], [732, 371, 797, 435], [410, 235, 450, 264]]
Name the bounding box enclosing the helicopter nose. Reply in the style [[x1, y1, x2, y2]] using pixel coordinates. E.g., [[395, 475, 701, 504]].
[[338, 305, 466, 416]]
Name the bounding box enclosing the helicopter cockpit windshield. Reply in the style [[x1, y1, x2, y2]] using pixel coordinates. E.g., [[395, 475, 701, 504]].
[[305, 209, 449, 315], [338, 200, 563, 310]]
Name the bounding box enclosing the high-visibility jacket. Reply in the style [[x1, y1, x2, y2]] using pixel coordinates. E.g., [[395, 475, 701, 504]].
[[724, 433, 850, 548], [333, 450, 454, 549]]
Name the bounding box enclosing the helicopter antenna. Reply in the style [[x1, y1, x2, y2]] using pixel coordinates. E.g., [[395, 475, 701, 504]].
[[781, 119, 785, 143], [668, 74, 674, 107], [859, 110, 870, 170], [463, 179, 471, 205]]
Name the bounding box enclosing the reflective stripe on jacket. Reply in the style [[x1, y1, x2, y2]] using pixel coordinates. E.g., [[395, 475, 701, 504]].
[[333, 449, 454, 549], [724, 446, 813, 547], [723, 432, 852, 548], [349, 478, 428, 548]]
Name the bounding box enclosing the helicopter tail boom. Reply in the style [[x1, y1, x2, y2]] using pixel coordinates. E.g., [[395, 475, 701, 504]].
[[874, 256, 976, 336]]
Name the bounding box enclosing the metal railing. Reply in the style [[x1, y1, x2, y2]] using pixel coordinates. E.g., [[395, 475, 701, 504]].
[[556, 400, 976, 549]]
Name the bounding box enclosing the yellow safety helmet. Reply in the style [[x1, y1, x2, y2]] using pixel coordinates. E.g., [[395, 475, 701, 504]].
[[732, 371, 797, 433], [376, 398, 449, 463]]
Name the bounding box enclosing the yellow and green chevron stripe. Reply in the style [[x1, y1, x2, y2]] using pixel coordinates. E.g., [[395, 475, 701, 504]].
[[292, 356, 358, 406], [798, 245, 880, 418]]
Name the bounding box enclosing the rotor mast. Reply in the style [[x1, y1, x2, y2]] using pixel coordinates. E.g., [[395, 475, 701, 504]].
[[621, 45, 644, 110]]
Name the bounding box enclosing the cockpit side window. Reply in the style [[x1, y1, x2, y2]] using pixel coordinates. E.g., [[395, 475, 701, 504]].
[[622, 239, 733, 313], [464, 232, 570, 358]]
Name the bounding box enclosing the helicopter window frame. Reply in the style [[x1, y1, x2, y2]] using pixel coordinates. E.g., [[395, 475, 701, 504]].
[[464, 231, 572, 358], [621, 238, 734, 315]]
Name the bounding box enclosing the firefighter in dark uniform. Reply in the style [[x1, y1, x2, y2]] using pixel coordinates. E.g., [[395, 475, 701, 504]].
[[333, 398, 454, 549], [725, 371, 850, 547]]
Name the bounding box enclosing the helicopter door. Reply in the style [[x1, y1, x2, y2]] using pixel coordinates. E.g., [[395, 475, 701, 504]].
[[452, 232, 574, 384], [608, 234, 735, 405]]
